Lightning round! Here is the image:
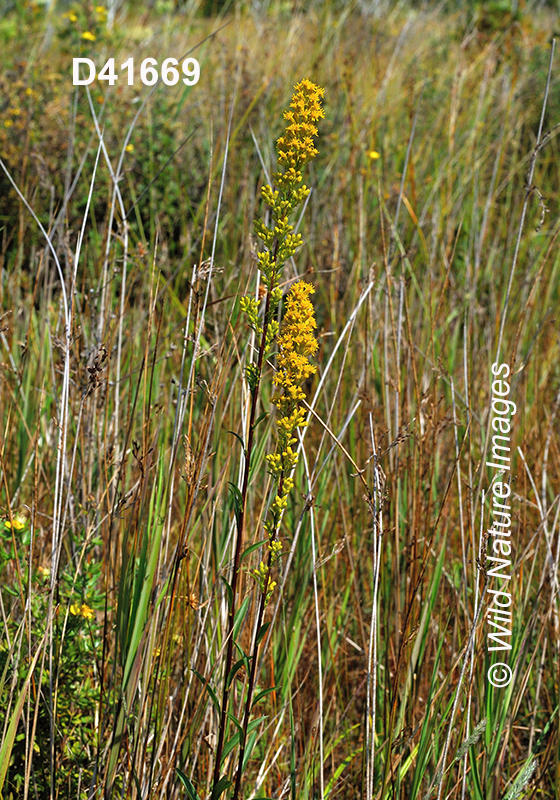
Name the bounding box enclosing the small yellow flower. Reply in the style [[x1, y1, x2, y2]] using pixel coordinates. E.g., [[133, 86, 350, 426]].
[[82, 31, 96, 41], [25, 88, 33, 95], [95, 5, 106, 13], [70, 602, 94, 619], [80, 604, 94, 620], [367, 150, 380, 160], [4, 120, 13, 128], [9, 108, 21, 116], [4, 512, 26, 530], [63, 11, 78, 21], [125, 143, 134, 152]]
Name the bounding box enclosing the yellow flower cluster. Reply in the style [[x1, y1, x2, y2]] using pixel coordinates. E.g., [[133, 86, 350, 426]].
[[264, 281, 318, 541], [240, 78, 324, 358], [276, 79, 325, 171], [243, 81, 323, 603], [70, 603, 94, 620], [273, 281, 318, 411], [253, 560, 277, 604], [252, 539, 283, 603], [4, 512, 27, 531]]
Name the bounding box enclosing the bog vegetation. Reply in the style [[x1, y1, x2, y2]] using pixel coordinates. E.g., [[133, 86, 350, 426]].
[[0, 1, 559, 799]]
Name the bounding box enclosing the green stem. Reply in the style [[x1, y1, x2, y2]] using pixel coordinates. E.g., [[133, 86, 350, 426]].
[[211, 260, 278, 793], [232, 570, 268, 800], [232, 473, 284, 800]]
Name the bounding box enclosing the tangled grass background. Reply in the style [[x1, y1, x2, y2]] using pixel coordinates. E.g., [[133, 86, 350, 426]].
[[1, 1, 560, 798]]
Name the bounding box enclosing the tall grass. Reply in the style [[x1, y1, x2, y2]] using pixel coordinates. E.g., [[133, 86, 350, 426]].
[[0, 2, 559, 799]]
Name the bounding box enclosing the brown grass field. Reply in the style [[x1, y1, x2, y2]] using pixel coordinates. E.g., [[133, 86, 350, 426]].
[[1, 1, 560, 798]]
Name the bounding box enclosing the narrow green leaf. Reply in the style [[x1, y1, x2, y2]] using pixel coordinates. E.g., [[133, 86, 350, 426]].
[[246, 715, 268, 733], [324, 751, 358, 798], [191, 670, 221, 715], [227, 657, 249, 689], [242, 730, 259, 770], [240, 539, 267, 563], [221, 716, 267, 765], [222, 730, 243, 763], [232, 595, 250, 640], [253, 411, 269, 429], [210, 776, 232, 800], [530, 705, 557, 754], [233, 639, 250, 662], [228, 430, 246, 455], [226, 710, 244, 734], [252, 685, 277, 708], [176, 769, 201, 800], [0, 634, 45, 796], [220, 575, 233, 607], [228, 482, 244, 525]]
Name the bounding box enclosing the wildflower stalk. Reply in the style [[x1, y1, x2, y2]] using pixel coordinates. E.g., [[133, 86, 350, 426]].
[[211, 261, 278, 794], [211, 79, 324, 795], [233, 282, 318, 800]]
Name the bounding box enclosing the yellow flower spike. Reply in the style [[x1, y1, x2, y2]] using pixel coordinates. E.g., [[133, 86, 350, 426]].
[[70, 604, 81, 616], [276, 79, 325, 170], [263, 277, 318, 542], [274, 281, 318, 405], [248, 82, 322, 597], [80, 604, 94, 620]]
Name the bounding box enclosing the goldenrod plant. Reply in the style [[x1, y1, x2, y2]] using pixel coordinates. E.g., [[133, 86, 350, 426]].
[[212, 78, 323, 800]]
